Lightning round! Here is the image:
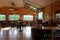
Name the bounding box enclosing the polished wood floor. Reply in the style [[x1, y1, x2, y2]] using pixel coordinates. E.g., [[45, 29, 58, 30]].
[[0, 26, 33, 40]]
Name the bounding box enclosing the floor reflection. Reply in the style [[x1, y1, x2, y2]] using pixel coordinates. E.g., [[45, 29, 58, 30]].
[[0, 26, 32, 40]]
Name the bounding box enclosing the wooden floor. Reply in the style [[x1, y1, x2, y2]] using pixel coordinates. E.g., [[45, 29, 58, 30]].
[[0, 26, 33, 40]]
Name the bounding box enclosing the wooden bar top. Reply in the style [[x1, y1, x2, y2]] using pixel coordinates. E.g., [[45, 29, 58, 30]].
[[32, 26, 60, 30]]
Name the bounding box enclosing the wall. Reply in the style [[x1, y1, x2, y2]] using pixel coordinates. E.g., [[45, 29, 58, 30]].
[[52, 0, 60, 22], [0, 7, 37, 28], [0, 7, 36, 22], [43, 5, 52, 21], [43, 0, 60, 23]]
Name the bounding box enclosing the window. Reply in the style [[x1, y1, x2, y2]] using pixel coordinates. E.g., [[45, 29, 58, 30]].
[[38, 11, 43, 20], [56, 13, 60, 24], [56, 13, 60, 18], [0, 14, 6, 20], [23, 15, 33, 21], [9, 14, 20, 20], [25, 3, 37, 11]]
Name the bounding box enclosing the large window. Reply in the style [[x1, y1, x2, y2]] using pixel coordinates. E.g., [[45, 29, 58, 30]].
[[56, 13, 60, 24], [0, 14, 6, 20], [56, 13, 60, 18], [23, 15, 33, 21], [25, 3, 37, 11], [38, 11, 43, 20], [9, 14, 20, 20]]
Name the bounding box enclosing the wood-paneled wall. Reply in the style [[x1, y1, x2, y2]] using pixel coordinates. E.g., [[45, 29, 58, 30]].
[[0, 7, 37, 21], [43, 5, 52, 21], [43, 0, 60, 22]]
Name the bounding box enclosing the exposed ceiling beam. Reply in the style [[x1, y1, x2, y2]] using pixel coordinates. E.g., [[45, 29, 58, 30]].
[[24, 0, 42, 8]]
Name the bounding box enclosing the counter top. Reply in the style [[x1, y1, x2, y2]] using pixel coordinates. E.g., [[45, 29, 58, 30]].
[[32, 26, 60, 30]]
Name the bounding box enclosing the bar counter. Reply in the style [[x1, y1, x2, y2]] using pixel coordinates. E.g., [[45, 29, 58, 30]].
[[32, 26, 60, 40]]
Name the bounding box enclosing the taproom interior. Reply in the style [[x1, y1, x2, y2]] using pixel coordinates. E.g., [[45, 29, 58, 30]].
[[0, 0, 60, 40]]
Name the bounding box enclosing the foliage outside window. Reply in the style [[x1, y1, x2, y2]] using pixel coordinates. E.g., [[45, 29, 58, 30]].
[[0, 14, 6, 21], [9, 14, 20, 20], [23, 15, 33, 21], [38, 11, 43, 20]]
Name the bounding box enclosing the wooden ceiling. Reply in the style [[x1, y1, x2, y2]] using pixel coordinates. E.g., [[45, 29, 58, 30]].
[[0, 0, 59, 8]]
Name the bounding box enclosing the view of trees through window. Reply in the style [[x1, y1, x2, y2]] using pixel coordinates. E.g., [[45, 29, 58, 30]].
[[23, 15, 33, 21], [38, 11, 43, 20], [0, 14, 6, 20], [9, 14, 20, 20]]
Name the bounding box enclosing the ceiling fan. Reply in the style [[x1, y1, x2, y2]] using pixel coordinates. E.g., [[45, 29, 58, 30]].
[[9, 2, 20, 11]]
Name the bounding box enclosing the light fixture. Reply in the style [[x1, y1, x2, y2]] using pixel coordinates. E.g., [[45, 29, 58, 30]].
[[9, 2, 15, 11]]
